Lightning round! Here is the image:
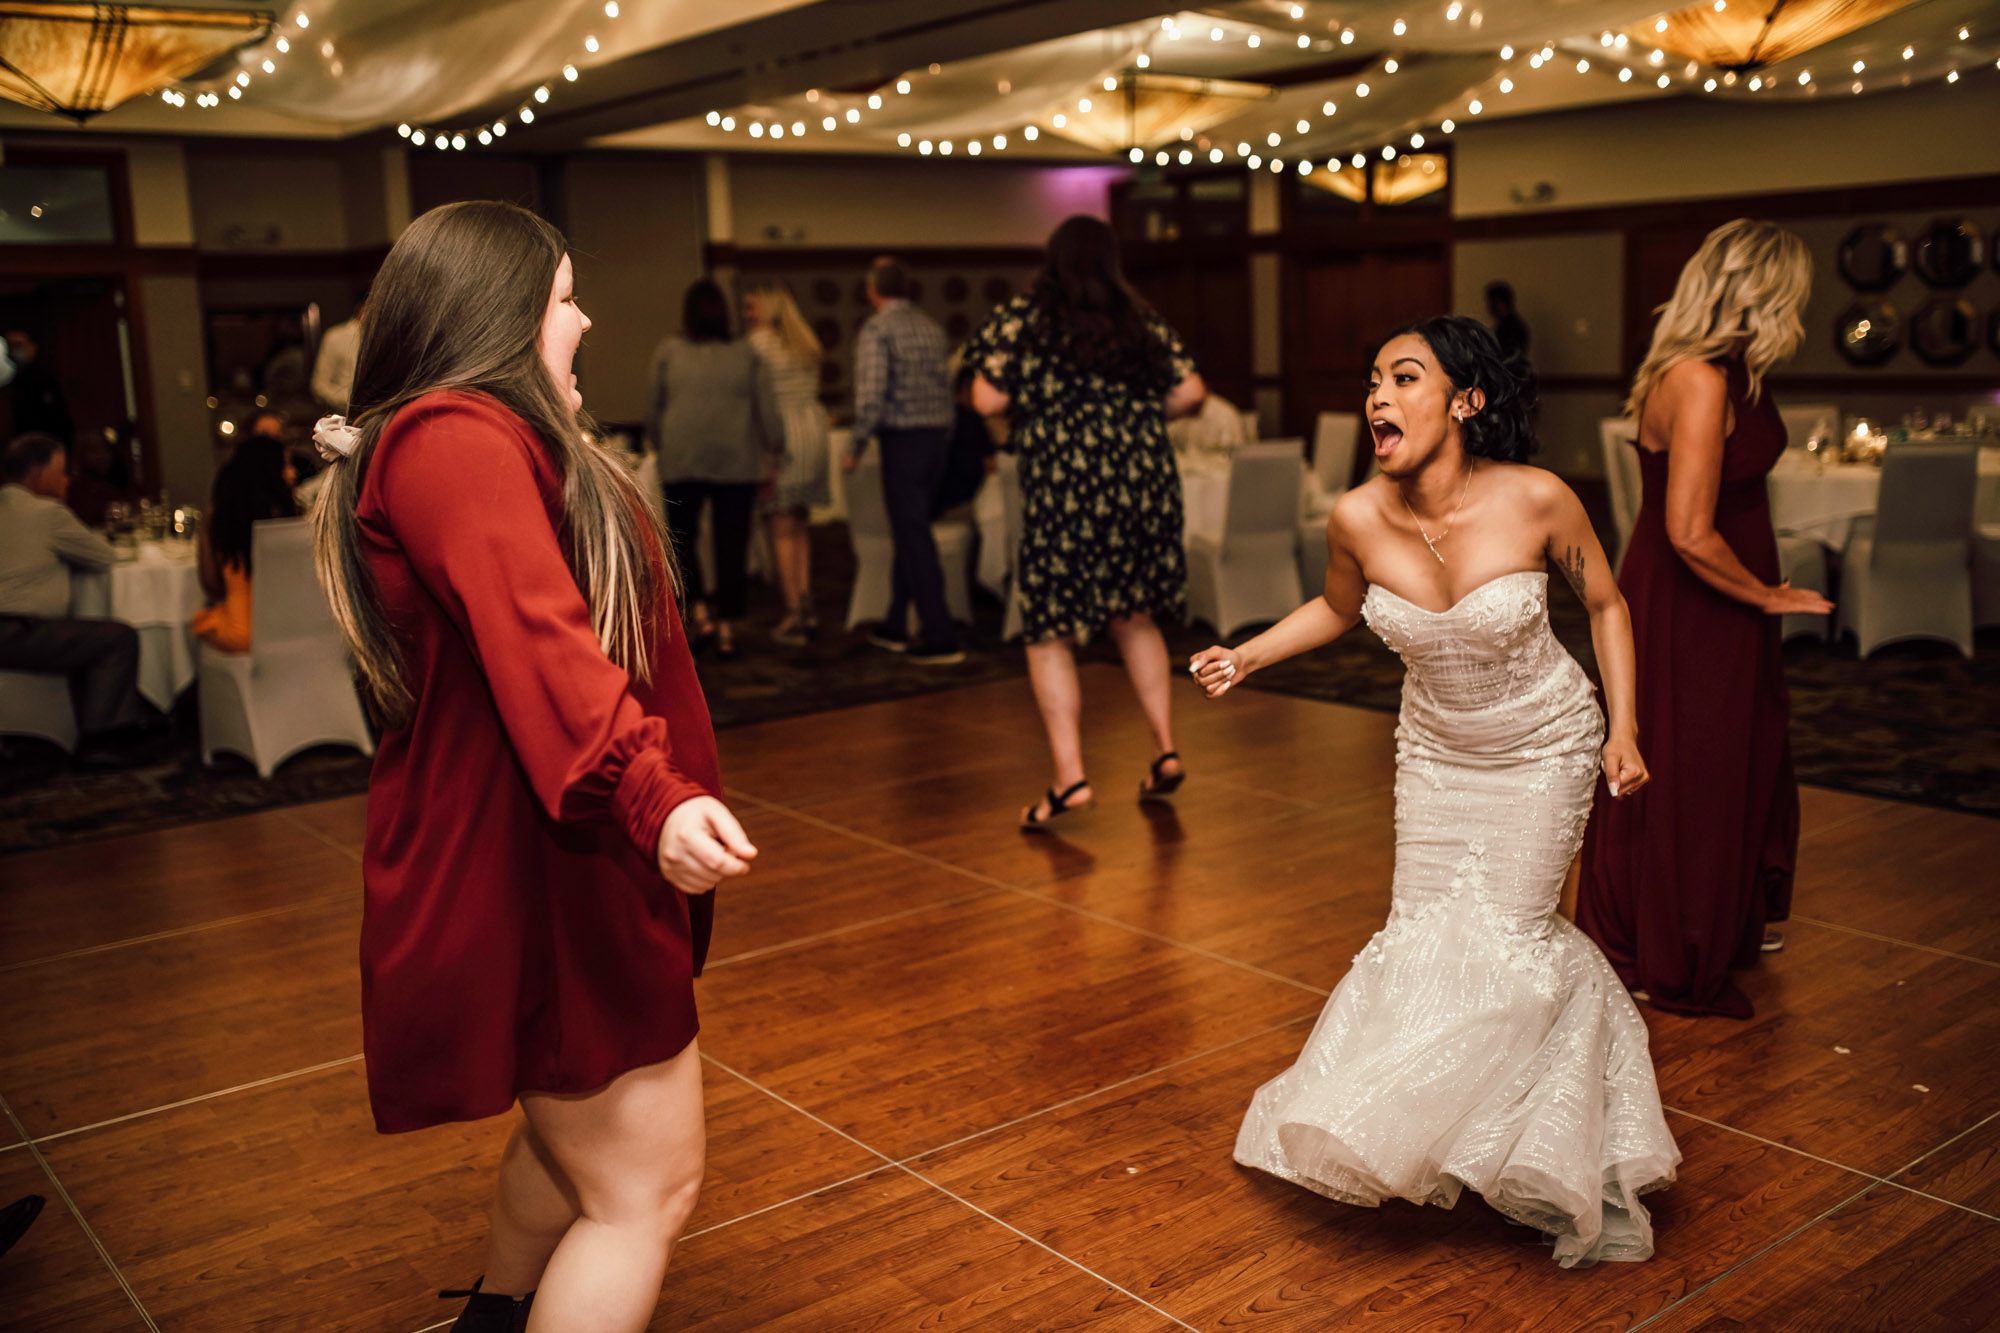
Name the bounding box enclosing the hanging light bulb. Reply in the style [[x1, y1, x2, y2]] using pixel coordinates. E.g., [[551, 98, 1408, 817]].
[[1341, 29, 1354, 44], [397, 123, 410, 136], [1249, 34, 1260, 48], [1053, 112, 1066, 127], [1138, 52, 1151, 67], [1323, 100, 1336, 114], [896, 79, 911, 93], [1411, 131, 1425, 147], [1576, 58, 1590, 72], [1469, 98, 1482, 112], [1351, 152, 1365, 167], [1024, 125, 1038, 140], [823, 116, 836, 130], [1392, 18, 1407, 35], [604, 0, 618, 15], [1619, 67, 1632, 82], [1209, 147, 1223, 162], [1657, 73, 1670, 87], [534, 85, 549, 102], [1178, 148, 1193, 163], [1247, 154, 1262, 169], [1155, 150, 1169, 165], [1500, 78, 1513, 92], [897, 132, 911, 146], [717, 117, 731, 131], [706, 111, 720, 125], [1297, 118, 1310, 132], [1297, 33, 1310, 47], [868, 93, 882, 108], [1386, 59, 1399, 73], [1357, 82, 1370, 96], [1500, 45, 1514, 59], [918, 139, 932, 155], [478, 129, 492, 144], [1441, 118, 1454, 131], [846, 108, 860, 123], [494, 121, 507, 135], [563, 65, 578, 81], [1079, 98, 1092, 112], [1267, 131, 1281, 146], [1129, 146, 1144, 162], [1298, 159, 1312, 173], [585, 35, 599, 52], [939, 139, 952, 154]]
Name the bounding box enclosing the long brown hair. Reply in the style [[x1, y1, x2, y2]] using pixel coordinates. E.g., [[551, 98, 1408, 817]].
[[311, 200, 674, 725]]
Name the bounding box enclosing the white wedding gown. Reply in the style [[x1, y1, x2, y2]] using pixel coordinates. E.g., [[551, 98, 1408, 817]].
[[1235, 571, 1680, 1266]]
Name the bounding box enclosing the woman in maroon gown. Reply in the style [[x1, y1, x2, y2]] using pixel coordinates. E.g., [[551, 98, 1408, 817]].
[[1577, 220, 1829, 1020], [311, 201, 757, 1332]]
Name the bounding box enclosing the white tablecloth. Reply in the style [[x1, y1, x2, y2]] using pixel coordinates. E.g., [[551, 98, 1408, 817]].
[[70, 542, 205, 711], [1768, 447, 2000, 549]]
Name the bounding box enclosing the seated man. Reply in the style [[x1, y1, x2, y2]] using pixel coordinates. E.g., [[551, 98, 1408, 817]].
[[0, 432, 149, 761]]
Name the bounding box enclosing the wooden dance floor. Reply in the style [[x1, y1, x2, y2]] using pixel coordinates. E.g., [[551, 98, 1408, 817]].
[[3, 665, 1997, 1330]]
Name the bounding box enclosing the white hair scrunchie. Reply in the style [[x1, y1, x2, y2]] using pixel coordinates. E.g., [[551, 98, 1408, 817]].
[[313, 415, 361, 463]]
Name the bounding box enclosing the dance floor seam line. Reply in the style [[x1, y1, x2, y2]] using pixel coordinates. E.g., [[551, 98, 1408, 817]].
[[700, 887, 1000, 971], [1785, 913, 2000, 970], [24, 1053, 365, 1149], [1625, 1178, 1885, 1333], [726, 788, 1334, 999], [699, 1053, 1204, 1333], [0, 1092, 161, 1333], [0, 897, 352, 977], [274, 802, 365, 864]]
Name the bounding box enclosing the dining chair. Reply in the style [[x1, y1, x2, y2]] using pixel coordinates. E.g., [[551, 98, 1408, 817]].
[[1776, 402, 1839, 452], [1775, 536, 1830, 643], [0, 670, 79, 753], [1187, 440, 1304, 638], [1599, 417, 1642, 573], [842, 450, 973, 631], [197, 517, 375, 776], [1836, 443, 1978, 658], [1299, 413, 1361, 596]]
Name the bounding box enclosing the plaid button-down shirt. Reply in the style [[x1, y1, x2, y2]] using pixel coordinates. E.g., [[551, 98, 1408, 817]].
[[850, 299, 953, 450]]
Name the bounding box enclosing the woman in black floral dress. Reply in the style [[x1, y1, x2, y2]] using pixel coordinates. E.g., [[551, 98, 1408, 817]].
[[964, 215, 1206, 828]]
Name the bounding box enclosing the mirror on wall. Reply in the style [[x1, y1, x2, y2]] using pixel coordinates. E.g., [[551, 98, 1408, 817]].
[[1912, 218, 1986, 288], [1834, 300, 1901, 367], [1987, 306, 2000, 362], [1836, 224, 1908, 292], [1910, 297, 1978, 367]]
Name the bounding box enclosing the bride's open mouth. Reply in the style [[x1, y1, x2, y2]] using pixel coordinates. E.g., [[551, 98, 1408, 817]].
[[1370, 419, 1403, 457]]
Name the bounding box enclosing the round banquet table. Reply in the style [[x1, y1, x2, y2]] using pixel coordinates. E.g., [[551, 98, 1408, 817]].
[[1767, 446, 2000, 549], [69, 541, 205, 712]]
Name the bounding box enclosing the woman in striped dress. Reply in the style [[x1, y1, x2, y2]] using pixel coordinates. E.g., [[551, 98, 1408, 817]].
[[745, 282, 832, 643]]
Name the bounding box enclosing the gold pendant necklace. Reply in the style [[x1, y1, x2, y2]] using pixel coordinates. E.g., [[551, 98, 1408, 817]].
[[1400, 462, 1474, 564]]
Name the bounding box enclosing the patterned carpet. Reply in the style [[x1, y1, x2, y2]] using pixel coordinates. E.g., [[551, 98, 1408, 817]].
[[3, 525, 1993, 853]]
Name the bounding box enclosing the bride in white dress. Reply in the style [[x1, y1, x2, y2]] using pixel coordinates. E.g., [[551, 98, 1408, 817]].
[[1191, 316, 1679, 1267]]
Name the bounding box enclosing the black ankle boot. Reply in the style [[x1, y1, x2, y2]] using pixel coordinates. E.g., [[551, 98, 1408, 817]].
[[441, 1277, 534, 1333]]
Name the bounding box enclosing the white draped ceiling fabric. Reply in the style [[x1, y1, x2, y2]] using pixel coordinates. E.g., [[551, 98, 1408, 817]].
[[0, 0, 1991, 158], [603, 0, 1998, 164]]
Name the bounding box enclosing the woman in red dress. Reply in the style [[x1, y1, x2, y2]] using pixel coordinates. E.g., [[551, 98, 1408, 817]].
[[1576, 220, 1830, 1019], [311, 201, 757, 1331]]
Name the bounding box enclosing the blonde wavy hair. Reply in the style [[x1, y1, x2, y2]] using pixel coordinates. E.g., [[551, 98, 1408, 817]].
[[1626, 219, 1812, 417], [745, 281, 822, 367]]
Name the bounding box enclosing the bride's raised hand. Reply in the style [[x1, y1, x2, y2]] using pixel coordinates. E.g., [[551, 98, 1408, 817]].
[[1601, 733, 1649, 799], [1188, 646, 1243, 698]]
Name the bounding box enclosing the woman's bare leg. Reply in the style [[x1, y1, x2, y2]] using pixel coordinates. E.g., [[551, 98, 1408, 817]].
[[479, 1118, 579, 1297], [1024, 636, 1091, 818], [520, 1040, 706, 1333], [765, 510, 810, 617], [1107, 612, 1180, 779]]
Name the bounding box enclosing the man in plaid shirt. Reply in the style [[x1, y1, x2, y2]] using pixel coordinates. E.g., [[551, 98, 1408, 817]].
[[847, 256, 962, 663]]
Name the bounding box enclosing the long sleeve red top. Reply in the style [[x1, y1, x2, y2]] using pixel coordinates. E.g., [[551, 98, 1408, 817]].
[[354, 390, 718, 1133]]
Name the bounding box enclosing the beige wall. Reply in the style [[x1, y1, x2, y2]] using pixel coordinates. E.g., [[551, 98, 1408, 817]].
[[725, 155, 1126, 247], [1452, 81, 2000, 218], [565, 156, 709, 424], [135, 274, 213, 504], [125, 141, 194, 248], [1453, 235, 1623, 377], [186, 147, 350, 251]]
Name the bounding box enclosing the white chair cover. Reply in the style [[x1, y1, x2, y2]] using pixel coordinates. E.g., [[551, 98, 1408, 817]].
[[1776, 402, 1840, 452], [1300, 413, 1361, 594], [1776, 535, 1830, 643], [0, 670, 79, 752], [198, 517, 375, 776], [842, 451, 973, 631], [1240, 409, 1260, 443], [1975, 523, 2000, 630], [1599, 417, 1642, 573], [1836, 443, 1977, 658], [1187, 440, 1304, 638]]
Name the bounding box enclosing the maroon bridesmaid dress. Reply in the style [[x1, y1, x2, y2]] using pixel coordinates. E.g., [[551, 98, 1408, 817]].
[[355, 390, 720, 1132], [1577, 357, 1797, 1020]]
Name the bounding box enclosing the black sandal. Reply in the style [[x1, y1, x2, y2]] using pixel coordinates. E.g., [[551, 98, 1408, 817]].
[[1021, 778, 1094, 831], [440, 1277, 534, 1333], [1139, 751, 1185, 802]]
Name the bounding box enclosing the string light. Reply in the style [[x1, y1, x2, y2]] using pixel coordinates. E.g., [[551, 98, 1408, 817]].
[[1410, 131, 1425, 147], [846, 107, 860, 123], [1249, 34, 1260, 47], [1297, 118, 1311, 132], [478, 129, 492, 144], [1341, 29, 1354, 43], [1382, 145, 1397, 159], [1248, 154, 1261, 169], [1156, 150, 1169, 165], [585, 35, 598, 52], [769, 124, 783, 139], [1853, 60, 1865, 73], [1289, 3, 1303, 15], [1267, 131, 1281, 146], [823, 116, 836, 130], [715, 118, 728, 132], [1178, 148, 1193, 163], [896, 79, 911, 93], [1500, 78, 1513, 92], [918, 139, 932, 154], [1619, 67, 1632, 82], [706, 111, 720, 125], [1704, 77, 1718, 90], [451, 133, 465, 149], [603, 0, 618, 15], [1441, 118, 1454, 131], [1903, 45, 1914, 59], [749, 122, 763, 137], [1655, 17, 1667, 31], [1298, 159, 1312, 173], [1469, 98, 1483, 112], [1576, 58, 1590, 72], [1385, 59, 1399, 72], [1748, 75, 1762, 89], [993, 133, 1006, 149], [1138, 52, 1151, 67], [1052, 112, 1066, 127], [1357, 82, 1370, 95], [227, 86, 241, 99], [1209, 147, 1223, 162], [1322, 100, 1336, 114], [1500, 45, 1514, 59], [1079, 97, 1092, 112], [534, 85, 550, 102], [869, 93, 882, 108], [1023, 125, 1038, 140], [275, 36, 288, 52], [897, 132, 911, 146], [939, 139, 952, 154], [1657, 73, 1670, 87], [1947, 69, 1960, 82], [494, 120, 507, 135], [1650, 49, 1664, 64], [1351, 152, 1366, 167], [1798, 69, 1811, 84], [1297, 33, 1310, 47], [563, 64, 577, 81], [1129, 147, 1144, 162], [1393, 18, 1407, 35]]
